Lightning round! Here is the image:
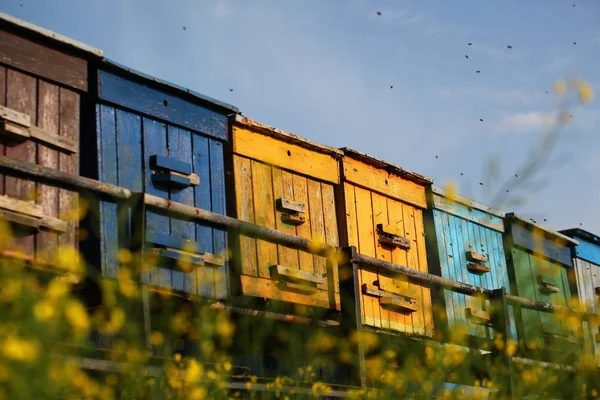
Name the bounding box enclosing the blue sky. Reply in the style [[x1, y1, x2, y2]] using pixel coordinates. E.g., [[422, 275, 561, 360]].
[[3, 0, 600, 233]]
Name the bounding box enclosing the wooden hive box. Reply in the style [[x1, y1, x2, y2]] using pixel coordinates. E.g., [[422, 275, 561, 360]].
[[559, 228, 600, 365], [338, 148, 434, 337], [225, 115, 342, 311], [88, 59, 239, 299], [504, 213, 580, 356], [424, 186, 516, 342], [0, 13, 102, 264]]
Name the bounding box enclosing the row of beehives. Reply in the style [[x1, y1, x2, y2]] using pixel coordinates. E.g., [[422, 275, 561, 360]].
[[1, 13, 600, 365]]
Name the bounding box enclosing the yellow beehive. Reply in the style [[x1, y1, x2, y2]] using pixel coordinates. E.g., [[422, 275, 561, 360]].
[[338, 149, 434, 336], [225, 115, 342, 311]]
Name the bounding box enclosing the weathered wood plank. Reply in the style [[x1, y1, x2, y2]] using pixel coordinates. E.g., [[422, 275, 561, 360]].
[[251, 161, 277, 279], [413, 208, 433, 336], [404, 203, 425, 335], [0, 104, 31, 127], [97, 105, 119, 278], [193, 134, 213, 297], [272, 168, 299, 271], [98, 69, 227, 141], [5, 69, 36, 255], [233, 126, 339, 184], [432, 192, 504, 232], [57, 87, 78, 251], [143, 118, 171, 288], [168, 126, 194, 293], [208, 139, 228, 299], [0, 66, 6, 196], [293, 174, 314, 276], [354, 186, 381, 329], [343, 156, 427, 209], [321, 182, 339, 297], [0, 30, 89, 91], [307, 179, 326, 289], [372, 191, 393, 331], [233, 156, 258, 277], [29, 125, 78, 153], [36, 80, 59, 263]]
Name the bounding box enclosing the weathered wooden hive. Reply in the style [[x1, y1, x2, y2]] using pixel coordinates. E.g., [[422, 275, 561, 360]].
[[560, 228, 600, 365], [0, 12, 102, 264], [424, 186, 516, 342], [338, 148, 434, 337], [88, 60, 238, 299], [504, 213, 580, 359], [225, 114, 342, 312]]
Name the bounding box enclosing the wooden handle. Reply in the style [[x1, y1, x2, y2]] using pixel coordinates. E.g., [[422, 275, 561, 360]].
[[466, 251, 488, 263], [276, 198, 306, 226], [537, 276, 560, 294], [150, 155, 199, 187], [467, 263, 491, 274], [377, 223, 411, 250], [362, 283, 418, 314], [146, 232, 224, 268], [0, 105, 77, 153], [270, 264, 323, 285]]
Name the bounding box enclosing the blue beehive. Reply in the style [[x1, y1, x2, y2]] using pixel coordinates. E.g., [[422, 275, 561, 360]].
[[424, 186, 516, 341], [87, 60, 238, 299]]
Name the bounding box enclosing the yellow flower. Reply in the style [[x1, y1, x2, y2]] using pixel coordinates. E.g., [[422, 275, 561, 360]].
[[2, 336, 39, 363], [216, 317, 235, 339], [577, 81, 594, 103], [0, 281, 22, 303], [184, 359, 204, 384], [64, 300, 90, 336], [553, 80, 567, 96], [56, 246, 85, 276], [33, 300, 55, 321], [116, 268, 136, 298], [189, 387, 207, 400], [150, 331, 165, 346]]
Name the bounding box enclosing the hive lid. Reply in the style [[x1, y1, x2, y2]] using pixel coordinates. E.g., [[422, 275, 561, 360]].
[[559, 228, 600, 245], [505, 212, 579, 246], [430, 186, 505, 218], [102, 58, 240, 114], [340, 148, 432, 186], [0, 12, 103, 57], [233, 114, 343, 157]]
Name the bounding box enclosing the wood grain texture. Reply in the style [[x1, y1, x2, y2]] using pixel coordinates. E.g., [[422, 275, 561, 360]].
[[0, 30, 89, 91], [36, 80, 59, 262], [343, 156, 427, 209], [98, 70, 227, 141], [342, 179, 432, 336], [510, 222, 573, 267], [573, 258, 600, 365], [5, 69, 36, 255], [0, 66, 6, 196], [58, 87, 78, 250], [432, 193, 504, 232], [232, 126, 339, 184], [231, 152, 340, 309]]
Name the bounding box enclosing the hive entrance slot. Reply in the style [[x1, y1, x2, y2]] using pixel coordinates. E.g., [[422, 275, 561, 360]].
[[276, 198, 306, 226], [465, 307, 491, 325], [537, 276, 560, 294], [376, 223, 411, 250], [362, 283, 417, 314]]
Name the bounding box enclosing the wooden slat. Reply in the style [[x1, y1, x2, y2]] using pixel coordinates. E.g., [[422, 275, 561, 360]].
[[0, 66, 6, 197], [403, 202, 425, 335], [0, 104, 31, 127], [232, 126, 340, 184], [58, 87, 78, 251], [0, 195, 42, 218], [233, 156, 258, 277], [192, 134, 212, 297], [343, 156, 426, 208], [36, 80, 59, 263], [251, 161, 277, 279], [293, 174, 314, 275], [30, 125, 77, 153], [372, 191, 394, 331], [0, 30, 88, 91], [272, 168, 299, 271], [321, 182, 340, 297], [5, 69, 36, 255], [432, 193, 504, 232], [270, 264, 323, 285], [413, 207, 433, 336], [307, 179, 326, 289]]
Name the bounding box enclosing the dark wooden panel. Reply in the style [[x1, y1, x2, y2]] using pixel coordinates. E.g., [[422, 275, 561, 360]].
[[36, 80, 59, 261], [0, 66, 6, 195], [0, 29, 88, 91], [5, 69, 36, 254], [511, 222, 573, 267], [97, 70, 228, 141]]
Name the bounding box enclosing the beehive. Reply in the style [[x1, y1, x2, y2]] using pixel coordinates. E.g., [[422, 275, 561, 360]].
[[91, 60, 238, 298], [504, 213, 579, 355], [424, 186, 515, 341], [225, 115, 342, 311], [338, 149, 433, 336], [0, 13, 101, 264], [559, 228, 600, 365]]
